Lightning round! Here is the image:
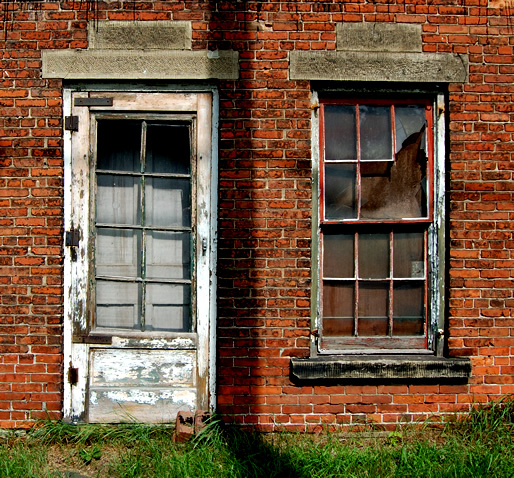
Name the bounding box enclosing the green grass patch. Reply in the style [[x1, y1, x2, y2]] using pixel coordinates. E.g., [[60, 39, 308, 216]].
[[0, 399, 513, 477]]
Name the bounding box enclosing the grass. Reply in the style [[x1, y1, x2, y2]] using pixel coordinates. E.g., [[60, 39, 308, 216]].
[[0, 399, 513, 478]]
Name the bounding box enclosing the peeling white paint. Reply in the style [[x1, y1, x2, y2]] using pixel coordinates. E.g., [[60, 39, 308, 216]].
[[112, 336, 196, 349], [91, 349, 196, 386]]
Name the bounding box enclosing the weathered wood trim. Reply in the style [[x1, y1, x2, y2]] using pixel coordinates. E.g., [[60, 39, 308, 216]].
[[291, 356, 471, 381]]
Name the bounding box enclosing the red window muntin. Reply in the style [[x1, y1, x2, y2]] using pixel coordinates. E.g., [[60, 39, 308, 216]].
[[319, 98, 434, 353]]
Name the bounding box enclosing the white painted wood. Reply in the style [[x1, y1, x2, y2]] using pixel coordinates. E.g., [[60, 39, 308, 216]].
[[63, 90, 215, 422]]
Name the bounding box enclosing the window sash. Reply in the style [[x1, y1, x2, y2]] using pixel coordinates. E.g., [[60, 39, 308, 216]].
[[93, 118, 194, 333], [318, 98, 435, 353]]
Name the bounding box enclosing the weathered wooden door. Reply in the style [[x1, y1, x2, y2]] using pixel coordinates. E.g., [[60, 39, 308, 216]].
[[63, 91, 216, 423]]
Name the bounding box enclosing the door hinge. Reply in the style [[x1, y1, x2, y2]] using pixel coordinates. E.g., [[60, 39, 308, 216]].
[[65, 228, 80, 247], [65, 116, 79, 131], [74, 97, 113, 107], [68, 364, 79, 385]]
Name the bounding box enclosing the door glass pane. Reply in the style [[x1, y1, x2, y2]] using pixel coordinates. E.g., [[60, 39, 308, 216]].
[[393, 282, 424, 335], [145, 283, 191, 331], [394, 232, 425, 278], [358, 282, 388, 336], [96, 281, 141, 329], [323, 233, 354, 278], [146, 124, 190, 174], [359, 106, 392, 160], [324, 163, 356, 219], [146, 178, 191, 227], [359, 233, 389, 279], [324, 105, 356, 161], [97, 120, 141, 172], [97, 175, 140, 225], [322, 281, 354, 336], [146, 231, 190, 280], [96, 228, 140, 278]]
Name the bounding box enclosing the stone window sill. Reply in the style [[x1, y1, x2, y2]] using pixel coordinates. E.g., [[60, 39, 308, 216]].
[[290, 355, 471, 382]]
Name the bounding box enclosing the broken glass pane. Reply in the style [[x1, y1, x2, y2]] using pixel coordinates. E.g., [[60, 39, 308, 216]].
[[324, 163, 356, 220], [324, 105, 356, 161], [360, 129, 426, 219], [395, 106, 426, 154]]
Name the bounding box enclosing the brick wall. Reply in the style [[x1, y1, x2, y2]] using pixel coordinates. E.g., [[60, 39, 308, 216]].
[[0, 0, 513, 430]]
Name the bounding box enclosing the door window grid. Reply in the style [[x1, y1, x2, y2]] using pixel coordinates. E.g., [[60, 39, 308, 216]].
[[94, 119, 194, 333], [319, 99, 434, 352]]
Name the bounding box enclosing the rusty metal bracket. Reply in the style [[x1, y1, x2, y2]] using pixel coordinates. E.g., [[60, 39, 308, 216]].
[[65, 116, 79, 131], [74, 97, 113, 107]]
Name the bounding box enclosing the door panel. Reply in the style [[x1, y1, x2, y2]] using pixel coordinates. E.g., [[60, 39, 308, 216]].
[[63, 91, 214, 423]]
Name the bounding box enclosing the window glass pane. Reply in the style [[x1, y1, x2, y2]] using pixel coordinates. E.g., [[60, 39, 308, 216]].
[[96, 228, 140, 278], [322, 281, 354, 336], [359, 106, 392, 160], [323, 233, 354, 278], [358, 282, 388, 336], [97, 175, 140, 225], [324, 163, 356, 220], [145, 178, 191, 227], [324, 105, 356, 161], [145, 283, 191, 332], [97, 120, 141, 172], [146, 231, 191, 280], [393, 232, 425, 278], [393, 282, 424, 335], [96, 281, 141, 329], [146, 124, 191, 174], [395, 106, 426, 154], [359, 233, 389, 279]]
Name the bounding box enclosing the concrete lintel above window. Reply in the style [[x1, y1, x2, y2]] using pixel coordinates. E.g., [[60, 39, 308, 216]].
[[291, 356, 471, 381], [42, 49, 239, 80], [289, 51, 467, 83]]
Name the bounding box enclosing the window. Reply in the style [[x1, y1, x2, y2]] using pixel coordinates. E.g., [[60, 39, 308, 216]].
[[94, 119, 193, 332], [318, 97, 440, 354]]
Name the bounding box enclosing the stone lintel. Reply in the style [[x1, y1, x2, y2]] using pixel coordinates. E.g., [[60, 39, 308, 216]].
[[89, 21, 192, 50], [291, 356, 472, 381], [290, 51, 468, 83], [42, 49, 239, 80], [337, 23, 422, 53]]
